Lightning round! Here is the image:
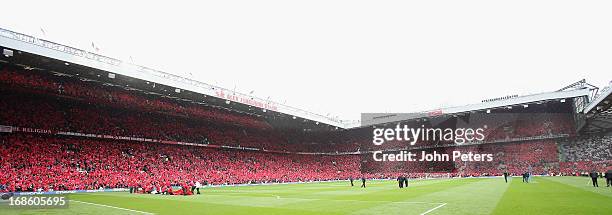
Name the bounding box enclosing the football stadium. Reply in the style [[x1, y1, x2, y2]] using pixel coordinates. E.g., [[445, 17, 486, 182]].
[[1, 2, 612, 215]]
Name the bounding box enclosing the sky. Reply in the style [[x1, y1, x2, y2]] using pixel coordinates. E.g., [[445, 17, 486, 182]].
[[1, 0, 610, 121]]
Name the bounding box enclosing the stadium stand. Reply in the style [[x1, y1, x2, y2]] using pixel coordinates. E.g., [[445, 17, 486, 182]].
[[360, 140, 560, 177], [558, 134, 612, 175], [559, 135, 612, 162], [0, 64, 610, 193], [0, 134, 360, 192]]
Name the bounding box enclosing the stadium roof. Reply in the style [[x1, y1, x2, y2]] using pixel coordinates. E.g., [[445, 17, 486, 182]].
[[0, 27, 603, 130], [361, 80, 597, 126], [581, 83, 612, 134], [0, 27, 355, 129], [360, 86, 594, 127]]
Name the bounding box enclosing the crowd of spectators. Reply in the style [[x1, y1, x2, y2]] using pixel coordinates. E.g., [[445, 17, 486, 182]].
[[559, 135, 612, 162], [558, 135, 612, 175], [360, 140, 561, 177], [453, 140, 560, 176], [0, 134, 360, 192], [0, 66, 578, 153], [0, 90, 287, 150], [0, 67, 270, 130]]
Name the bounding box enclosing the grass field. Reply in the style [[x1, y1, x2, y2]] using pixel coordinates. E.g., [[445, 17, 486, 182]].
[[2, 176, 611, 215]]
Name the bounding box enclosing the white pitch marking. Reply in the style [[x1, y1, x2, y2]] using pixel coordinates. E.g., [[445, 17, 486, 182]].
[[263, 194, 449, 215], [72, 200, 155, 215], [206, 192, 445, 205], [419, 203, 447, 215]]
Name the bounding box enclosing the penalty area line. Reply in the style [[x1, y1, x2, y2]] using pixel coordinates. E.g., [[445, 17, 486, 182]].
[[420, 203, 447, 215], [71, 200, 155, 215]]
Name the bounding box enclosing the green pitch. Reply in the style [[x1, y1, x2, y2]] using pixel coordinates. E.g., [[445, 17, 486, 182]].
[[4, 176, 611, 214]]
